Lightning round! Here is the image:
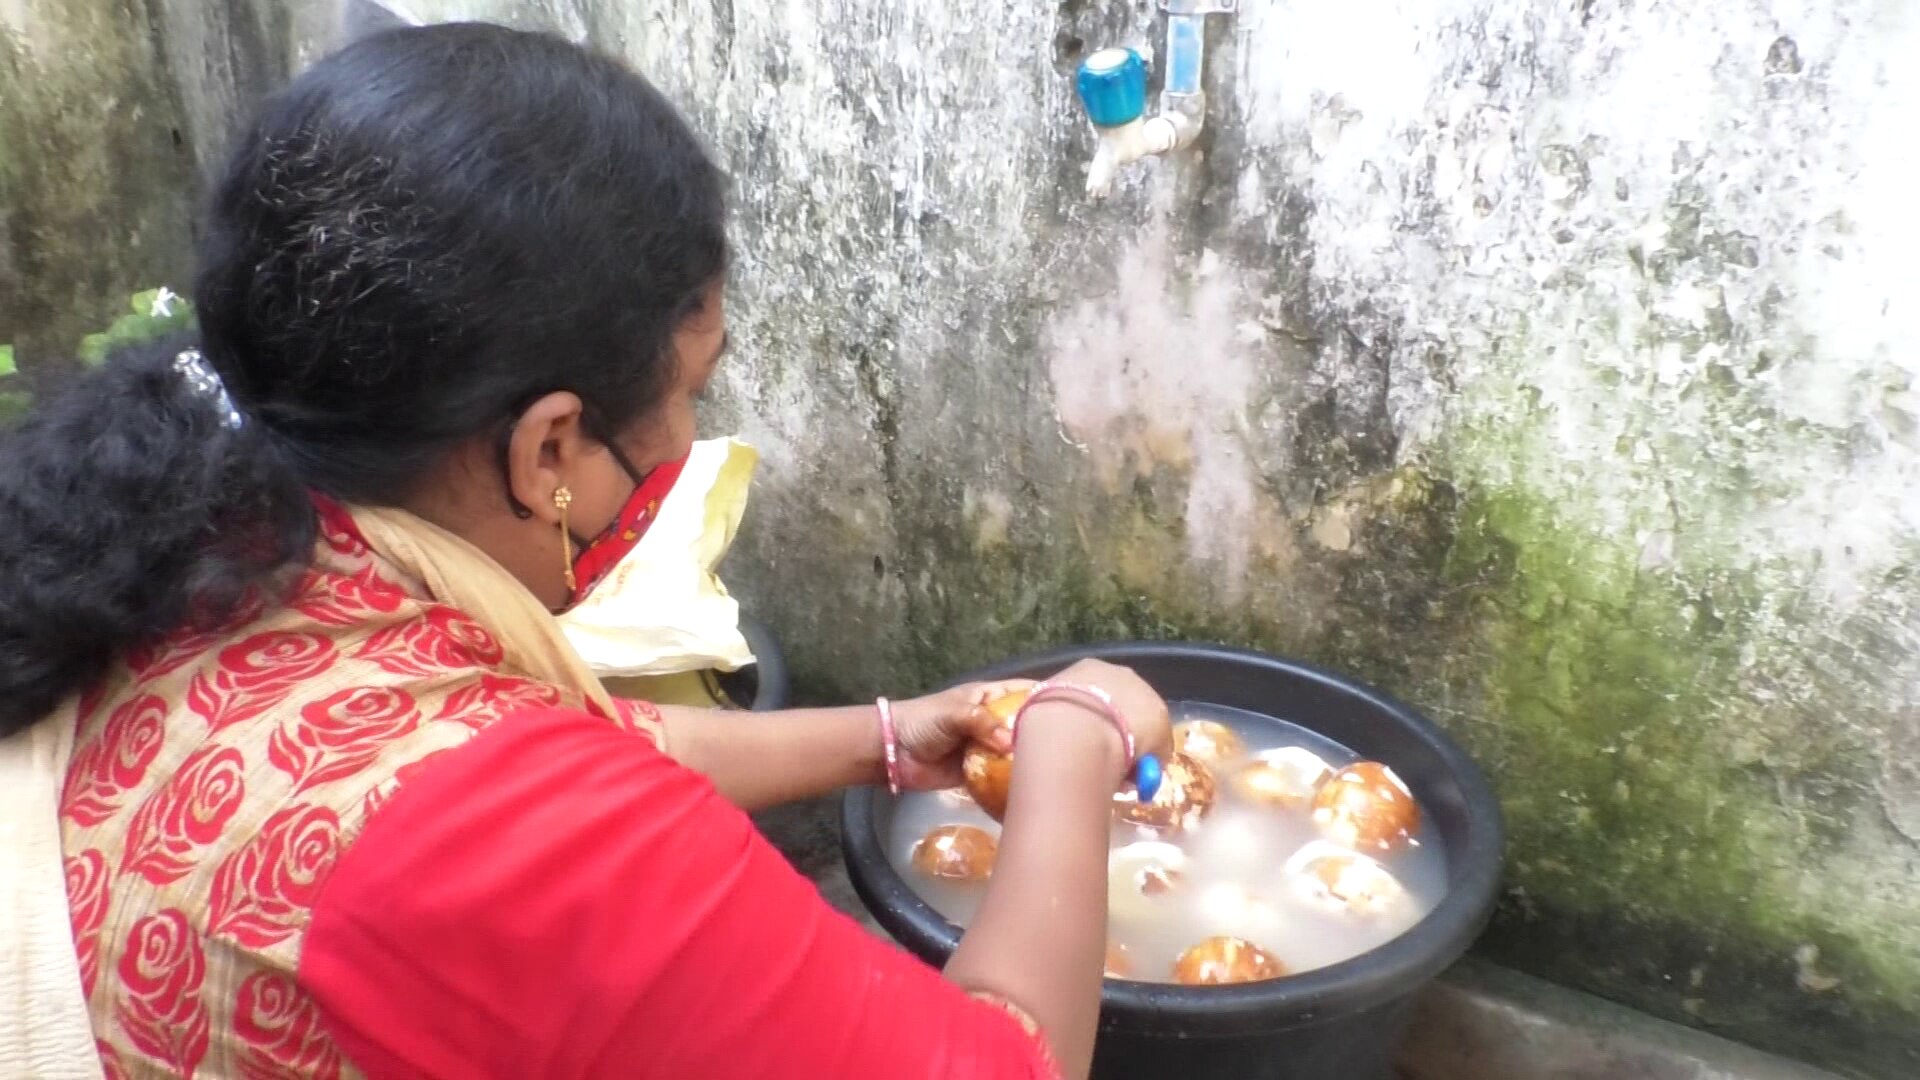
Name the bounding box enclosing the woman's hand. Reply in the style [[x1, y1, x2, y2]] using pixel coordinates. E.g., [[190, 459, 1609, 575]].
[[890, 680, 1033, 791], [943, 659, 1171, 1079], [1042, 658, 1173, 766], [889, 660, 1172, 792]]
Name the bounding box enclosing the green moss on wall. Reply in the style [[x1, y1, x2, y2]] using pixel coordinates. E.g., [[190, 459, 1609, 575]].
[[801, 444, 1916, 1077], [1439, 487, 1916, 1078]]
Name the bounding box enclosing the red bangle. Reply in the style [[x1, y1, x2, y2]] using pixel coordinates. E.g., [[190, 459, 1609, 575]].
[[875, 698, 903, 795], [1010, 682, 1135, 768]]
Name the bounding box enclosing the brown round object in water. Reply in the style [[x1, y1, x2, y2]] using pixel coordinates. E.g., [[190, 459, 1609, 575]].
[[1115, 751, 1217, 833], [1173, 719, 1246, 765], [1310, 761, 1421, 852], [960, 691, 1028, 821], [983, 691, 1028, 725], [1232, 747, 1334, 810], [1104, 942, 1133, 979], [909, 824, 999, 882], [961, 744, 1013, 821], [1173, 936, 1288, 985]]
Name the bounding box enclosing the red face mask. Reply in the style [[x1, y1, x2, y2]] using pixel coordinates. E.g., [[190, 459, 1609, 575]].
[[565, 448, 689, 607]]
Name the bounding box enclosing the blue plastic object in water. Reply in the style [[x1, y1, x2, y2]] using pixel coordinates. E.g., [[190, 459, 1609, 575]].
[[1076, 48, 1149, 128], [1133, 753, 1164, 802]]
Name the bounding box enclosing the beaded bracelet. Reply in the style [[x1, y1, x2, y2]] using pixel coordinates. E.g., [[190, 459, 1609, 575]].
[[875, 697, 904, 795]]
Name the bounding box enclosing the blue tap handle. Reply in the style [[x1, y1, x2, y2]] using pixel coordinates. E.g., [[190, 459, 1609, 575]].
[[1076, 48, 1149, 128], [1133, 753, 1164, 802]]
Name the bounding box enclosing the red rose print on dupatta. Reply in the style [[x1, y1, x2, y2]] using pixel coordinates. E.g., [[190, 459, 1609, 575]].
[[353, 606, 504, 679], [126, 627, 226, 684], [268, 686, 420, 793], [126, 589, 268, 683], [287, 563, 408, 629], [207, 805, 342, 948], [62, 694, 166, 826], [64, 849, 110, 997], [430, 674, 564, 731], [314, 499, 369, 559], [114, 910, 210, 1076], [119, 745, 248, 885], [185, 632, 337, 733], [233, 970, 343, 1080]]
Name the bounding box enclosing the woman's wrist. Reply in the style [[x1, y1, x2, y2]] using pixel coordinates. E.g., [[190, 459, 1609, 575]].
[[1010, 701, 1129, 782], [1013, 685, 1134, 782], [873, 697, 903, 794]]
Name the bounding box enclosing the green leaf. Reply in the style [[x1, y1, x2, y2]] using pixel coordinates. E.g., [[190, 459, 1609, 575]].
[[0, 343, 14, 377], [73, 287, 197, 366], [79, 332, 111, 366]]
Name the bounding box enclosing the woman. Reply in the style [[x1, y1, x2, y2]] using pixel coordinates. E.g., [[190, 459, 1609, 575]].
[[0, 22, 1171, 1080]]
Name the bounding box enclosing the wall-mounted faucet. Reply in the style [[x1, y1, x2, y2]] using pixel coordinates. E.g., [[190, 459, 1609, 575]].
[[1075, 0, 1236, 199]]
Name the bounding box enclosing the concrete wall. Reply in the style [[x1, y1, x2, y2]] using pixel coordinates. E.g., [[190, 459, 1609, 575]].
[[2, 0, 1915, 1074]]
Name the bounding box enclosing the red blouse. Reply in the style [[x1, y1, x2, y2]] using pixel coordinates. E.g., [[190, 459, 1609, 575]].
[[300, 706, 1058, 1078]]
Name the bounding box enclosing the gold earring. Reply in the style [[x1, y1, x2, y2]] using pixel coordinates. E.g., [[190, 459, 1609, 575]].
[[554, 486, 577, 592]]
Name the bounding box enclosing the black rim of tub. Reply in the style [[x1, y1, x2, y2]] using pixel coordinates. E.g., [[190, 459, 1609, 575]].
[[839, 640, 1506, 1039]]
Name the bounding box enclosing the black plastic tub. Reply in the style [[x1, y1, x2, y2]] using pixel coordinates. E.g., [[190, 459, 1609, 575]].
[[840, 642, 1504, 1080], [716, 614, 790, 712]]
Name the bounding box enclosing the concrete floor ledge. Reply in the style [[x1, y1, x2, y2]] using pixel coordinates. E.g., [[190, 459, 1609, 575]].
[[1398, 959, 1847, 1080]]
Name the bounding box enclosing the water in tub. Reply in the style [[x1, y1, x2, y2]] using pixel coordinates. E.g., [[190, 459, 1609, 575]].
[[886, 702, 1448, 983]]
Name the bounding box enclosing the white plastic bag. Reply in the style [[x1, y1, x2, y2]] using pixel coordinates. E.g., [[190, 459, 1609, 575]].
[[558, 437, 758, 678]]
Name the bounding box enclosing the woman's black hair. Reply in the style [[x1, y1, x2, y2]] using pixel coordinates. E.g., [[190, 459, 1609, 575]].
[[0, 23, 728, 735]]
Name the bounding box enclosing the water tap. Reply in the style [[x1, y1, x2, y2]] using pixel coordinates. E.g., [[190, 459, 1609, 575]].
[[1074, 0, 1235, 199]]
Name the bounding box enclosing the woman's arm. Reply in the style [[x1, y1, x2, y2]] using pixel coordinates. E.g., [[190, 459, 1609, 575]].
[[656, 703, 883, 810], [303, 707, 1067, 1078], [304, 685, 1164, 1079], [661, 696, 1131, 1057], [655, 680, 1023, 812], [943, 704, 1125, 1078]]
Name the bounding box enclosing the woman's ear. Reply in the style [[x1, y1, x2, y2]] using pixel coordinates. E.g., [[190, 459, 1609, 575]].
[[503, 391, 591, 525]]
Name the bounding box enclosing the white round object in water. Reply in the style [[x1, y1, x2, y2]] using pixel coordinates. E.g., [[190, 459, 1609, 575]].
[[1107, 841, 1190, 923], [1232, 746, 1335, 809], [1283, 840, 1407, 915]]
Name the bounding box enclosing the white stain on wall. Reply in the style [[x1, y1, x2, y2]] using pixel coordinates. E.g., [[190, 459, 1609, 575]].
[[1237, 0, 1920, 612], [1044, 228, 1268, 587]]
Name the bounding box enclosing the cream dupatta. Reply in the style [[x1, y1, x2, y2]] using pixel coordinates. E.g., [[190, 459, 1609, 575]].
[[0, 503, 644, 1078]]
